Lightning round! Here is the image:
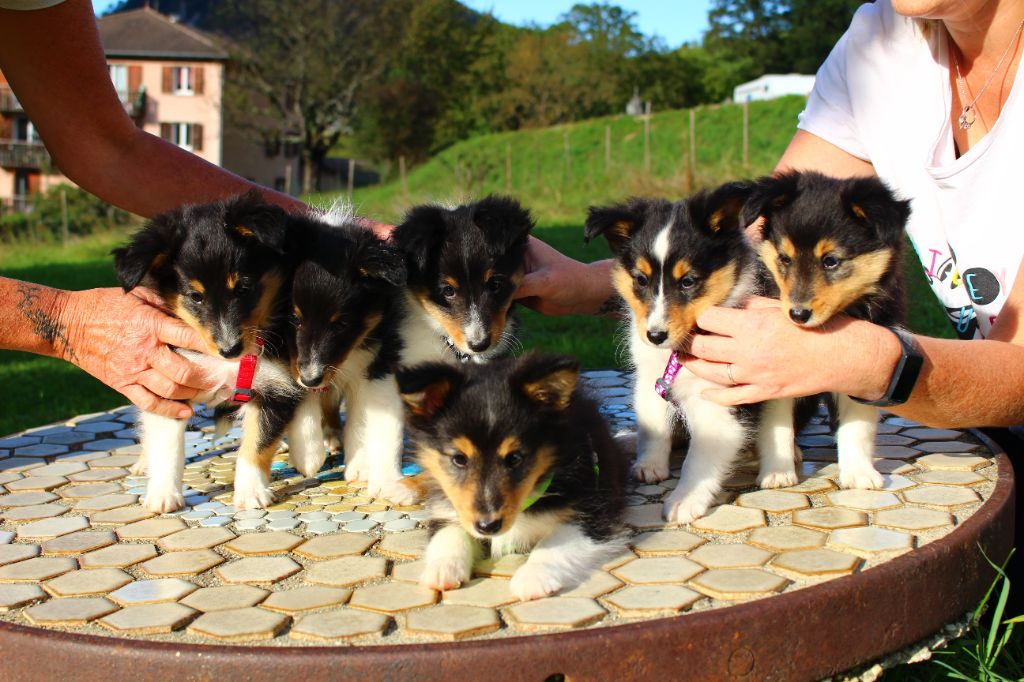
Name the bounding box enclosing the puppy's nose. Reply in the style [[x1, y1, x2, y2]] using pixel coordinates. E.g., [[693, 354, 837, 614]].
[[789, 308, 812, 325], [468, 336, 492, 353], [474, 517, 503, 536], [647, 330, 668, 345], [299, 370, 324, 389], [219, 341, 244, 358]]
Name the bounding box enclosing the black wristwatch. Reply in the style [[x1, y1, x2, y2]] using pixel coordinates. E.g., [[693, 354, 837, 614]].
[[852, 327, 923, 407]]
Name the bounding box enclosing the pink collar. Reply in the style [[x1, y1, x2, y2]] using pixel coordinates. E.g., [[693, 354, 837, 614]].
[[655, 351, 682, 404]]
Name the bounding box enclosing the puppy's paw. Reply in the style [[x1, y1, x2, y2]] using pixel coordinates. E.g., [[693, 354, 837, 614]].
[[631, 459, 670, 484], [143, 486, 184, 514], [129, 455, 148, 476], [323, 427, 344, 454], [343, 454, 368, 482], [232, 484, 275, 511], [839, 466, 884, 490], [758, 469, 799, 489], [510, 562, 563, 601], [369, 478, 420, 506], [663, 490, 712, 524], [419, 557, 471, 592], [793, 444, 804, 464], [289, 447, 327, 479]]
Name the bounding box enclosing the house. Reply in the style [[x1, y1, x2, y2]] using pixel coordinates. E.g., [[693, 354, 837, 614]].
[[733, 74, 816, 103], [0, 73, 55, 212]]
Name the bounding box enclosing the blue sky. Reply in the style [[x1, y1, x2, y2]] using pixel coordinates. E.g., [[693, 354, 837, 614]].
[[92, 1, 712, 48]]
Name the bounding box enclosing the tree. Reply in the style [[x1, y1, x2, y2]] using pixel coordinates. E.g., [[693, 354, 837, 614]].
[[211, 0, 405, 193], [786, 0, 865, 74]]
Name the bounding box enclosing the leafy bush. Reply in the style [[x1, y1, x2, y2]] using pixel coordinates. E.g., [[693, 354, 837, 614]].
[[0, 184, 131, 242]]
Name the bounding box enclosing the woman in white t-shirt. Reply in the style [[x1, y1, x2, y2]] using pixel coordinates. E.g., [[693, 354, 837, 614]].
[[518, 0, 1024, 431]]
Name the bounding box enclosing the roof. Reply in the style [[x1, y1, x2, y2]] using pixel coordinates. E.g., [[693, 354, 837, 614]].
[[97, 7, 227, 61]]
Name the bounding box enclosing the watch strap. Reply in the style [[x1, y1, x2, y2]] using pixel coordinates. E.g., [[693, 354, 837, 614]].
[[851, 327, 923, 408]]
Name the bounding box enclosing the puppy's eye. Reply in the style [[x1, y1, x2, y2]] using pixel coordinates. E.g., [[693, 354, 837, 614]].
[[778, 255, 792, 267], [450, 453, 469, 469], [236, 277, 253, 293], [822, 255, 841, 270], [440, 284, 456, 300], [504, 451, 524, 470], [634, 273, 649, 287], [679, 275, 698, 290], [290, 314, 301, 328], [189, 292, 204, 304], [486, 277, 504, 293]]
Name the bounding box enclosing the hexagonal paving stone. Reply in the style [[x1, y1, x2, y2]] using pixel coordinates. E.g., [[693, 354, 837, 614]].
[[624, 504, 678, 530], [874, 507, 955, 532], [0, 584, 47, 611], [404, 604, 500, 640], [690, 505, 766, 534], [441, 578, 517, 608], [158, 527, 236, 552], [25, 462, 88, 478], [108, 578, 198, 605], [1, 503, 68, 522], [825, 490, 902, 512], [0, 491, 60, 508], [474, 554, 528, 579], [377, 529, 428, 560], [222, 531, 304, 556], [44, 568, 133, 597], [16, 515, 90, 541], [560, 571, 624, 599], [294, 533, 377, 560], [0, 543, 40, 566], [41, 530, 117, 556], [290, 608, 390, 642], [139, 549, 225, 577], [349, 582, 437, 614], [873, 459, 917, 475], [604, 584, 702, 617], [903, 486, 981, 508], [915, 453, 990, 471], [747, 526, 827, 553], [79, 543, 158, 569], [116, 517, 187, 540], [98, 603, 197, 634], [736, 489, 810, 513], [914, 470, 987, 487], [829, 527, 914, 555], [59, 483, 123, 499], [611, 556, 704, 585], [0, 556, 77, 583], [74, 493, 138, 512], [688, 543, 773, 569], [262, 586, 352, 614], [390, 560, 425, 584], [14, 444, 69, 458], [304, 555, 388, 588], [690, 569, 790, 600], [505, 597, 607, 631], [89, 506, 155, 525], [630, 529, 706, 556], [24, 597, 118, 625], [215, 556, 302, 585], [187, 606, 289, 641], [180, 585, 269, 612], [792, 506, 868, 531], [4, 475, 68, 492], [772, 549, 860, 577]]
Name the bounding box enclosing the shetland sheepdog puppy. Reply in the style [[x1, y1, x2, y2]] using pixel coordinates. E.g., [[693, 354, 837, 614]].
[[112, 191, 317, 511], [391, 196, 533, 365], [584, 183, 770, 523], [286, 209, 417, 504], [397, 353, 627, 601], [744, 170, 911, 489]]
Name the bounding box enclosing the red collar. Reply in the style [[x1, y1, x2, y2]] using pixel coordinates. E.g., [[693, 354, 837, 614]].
[[231, 339, 262, 404]]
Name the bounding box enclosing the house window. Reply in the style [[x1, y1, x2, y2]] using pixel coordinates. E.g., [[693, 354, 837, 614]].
[[160, 122, 204, 152], [172, 66, 193, 95], [14, 117, 39, 143], [109, 64, 129, 100]]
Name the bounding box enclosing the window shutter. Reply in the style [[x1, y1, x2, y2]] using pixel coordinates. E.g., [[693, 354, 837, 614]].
[[162, 67, 172, 93], [128, 65, 142, 93], [160, 122, 172, 141], [192, 123, 203, 151], [0, 118, 10, 139], [194, 67, 205, 95]]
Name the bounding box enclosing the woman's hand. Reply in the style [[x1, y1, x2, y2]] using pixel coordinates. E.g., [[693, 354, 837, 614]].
[[514, 237, 618, 316], [59, 287, 217, 419], [681, 296, 900, 405]]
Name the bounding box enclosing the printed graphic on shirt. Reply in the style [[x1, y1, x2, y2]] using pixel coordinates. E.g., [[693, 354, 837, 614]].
[[961, 267, 1000, 306], [945, 304, 978, 340]]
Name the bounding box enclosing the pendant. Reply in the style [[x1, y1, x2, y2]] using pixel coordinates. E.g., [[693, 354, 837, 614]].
[[958, 105, 976, 130]]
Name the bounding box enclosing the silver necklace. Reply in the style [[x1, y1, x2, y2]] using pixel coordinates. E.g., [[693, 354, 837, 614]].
[[951, 18, 1024, 130]]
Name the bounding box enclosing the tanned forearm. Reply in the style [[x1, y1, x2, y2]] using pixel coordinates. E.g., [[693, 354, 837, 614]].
[[0, 277, 74, 361]]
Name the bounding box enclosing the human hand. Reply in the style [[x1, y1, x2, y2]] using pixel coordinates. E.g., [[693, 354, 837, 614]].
[[681, 296, 898, 406], [514, 237, 617, 316], [355, 216, 395, 241], [59, 287, 217, 419]]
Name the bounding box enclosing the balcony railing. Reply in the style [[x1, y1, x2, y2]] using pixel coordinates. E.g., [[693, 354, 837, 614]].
[[0, 86, 22, 112], [0, 195, 33, 214], [0, 140, 51, 169], [116, 87, 147, 121]]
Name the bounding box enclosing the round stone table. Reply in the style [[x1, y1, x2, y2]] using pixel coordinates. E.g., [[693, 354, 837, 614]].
[[0, 371, 1014, 681]]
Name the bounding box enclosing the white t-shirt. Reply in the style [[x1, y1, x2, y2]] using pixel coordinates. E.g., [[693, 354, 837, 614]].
[[799, 0, 1023, 339]]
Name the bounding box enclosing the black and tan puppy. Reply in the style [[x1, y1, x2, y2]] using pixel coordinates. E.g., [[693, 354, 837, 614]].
[[391, 196, 533, 365], [112, 191, 314, 511], [744, 170, 911, 489], [286, 209, 415, 504], [397, 353, 627, 601]]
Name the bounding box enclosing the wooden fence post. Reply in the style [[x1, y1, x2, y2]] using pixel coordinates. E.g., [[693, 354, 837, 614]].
[[689, 108, 697, 187], [60, 188, 68, 246], [347, 158, 354, 200], [284, 163, 293, 196], [742, 100, 749, 169], [643, 101, 652, 175]]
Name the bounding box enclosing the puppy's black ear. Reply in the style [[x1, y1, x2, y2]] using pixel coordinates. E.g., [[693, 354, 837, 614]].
[[393, 204, 448, 276], [841, 177, 911, 246], [692, 181, 755, 235], [396, 362, 465, 425], [225, 190, 289, 253], [741, 172, 800, 235], [111, 211, 183, 291], [472, 195, 534, 253], [356, 237, 407, 287], [584, 198, 653, 255], [511, 353, 579, 412]]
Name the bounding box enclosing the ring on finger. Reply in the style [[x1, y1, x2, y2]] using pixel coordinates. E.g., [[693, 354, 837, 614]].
[[726, 363, 736, 386]]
